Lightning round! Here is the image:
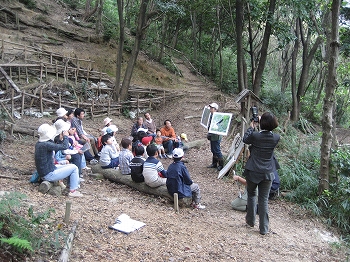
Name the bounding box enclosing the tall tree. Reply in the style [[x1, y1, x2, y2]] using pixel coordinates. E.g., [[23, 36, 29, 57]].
[[119, 0, 159, 101], [114, 0, 125, 101], [236, 0, 245, 92], [252, 0, 277, 96], [319, 0, 340, 194]]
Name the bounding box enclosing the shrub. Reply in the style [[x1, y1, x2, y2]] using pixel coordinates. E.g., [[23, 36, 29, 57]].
[[0, 192, 66, 256]]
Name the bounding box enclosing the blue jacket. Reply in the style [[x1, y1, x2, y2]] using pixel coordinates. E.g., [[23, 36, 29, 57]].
[[166, 160, 193, 199]]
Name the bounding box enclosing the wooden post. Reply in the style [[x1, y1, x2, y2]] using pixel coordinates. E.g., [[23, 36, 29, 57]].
[[21, 92, 25, 115], [137, 94, 139, 117], [74, 68, 77, 85], [174, 193, 179, 213], [56, 60, 58, 80], [11, 89, 14, 117], [163, 90, 166, 107], [64, 201, 72, 223], [40, 88, 43, 113], [91, 101, 94, 120], [87, 59, 91, 83], [18, 66, 20, 81], [10, 123, 13, 136], [40, 62, 43, 83], [1, 39, 4, 60], [59, 93, 62, 108], [64, 57, 67, 82]]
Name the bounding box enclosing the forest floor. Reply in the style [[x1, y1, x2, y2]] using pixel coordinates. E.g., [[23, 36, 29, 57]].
[[0, 0, 350, 261]]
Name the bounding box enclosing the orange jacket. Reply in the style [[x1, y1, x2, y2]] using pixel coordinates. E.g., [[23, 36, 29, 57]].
[[160, 126, 176, 141]]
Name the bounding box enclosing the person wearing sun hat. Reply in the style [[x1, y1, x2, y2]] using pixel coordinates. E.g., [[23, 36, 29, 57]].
[[35, 123, 83, 197], [52, 107, 69, 123], [54, 119, 83, 178], [166, 148, 205, 209], [207, 102, 224, 171], [101, 117, 118, 136]]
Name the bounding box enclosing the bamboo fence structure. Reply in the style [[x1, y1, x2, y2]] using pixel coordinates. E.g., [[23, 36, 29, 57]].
[[0, 39, 182, 123]]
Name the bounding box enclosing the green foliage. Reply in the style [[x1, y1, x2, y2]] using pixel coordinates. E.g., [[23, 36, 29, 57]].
[[260, 88, 292, 118], [278, 128, 350, 236], [319, 176, 350, 234], [160, 56, 182, 76], [0, 192, 66, 256], [62, 0, 83, 10], [0, 237, 33, 252], [330, 147, 350, 178], [19, 0, 36, 9]]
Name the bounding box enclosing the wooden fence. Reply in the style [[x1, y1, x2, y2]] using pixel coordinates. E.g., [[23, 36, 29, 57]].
[[0, 39, 182, 123]]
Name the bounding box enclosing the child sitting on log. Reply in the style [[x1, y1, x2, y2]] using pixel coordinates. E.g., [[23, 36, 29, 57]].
[[130, 144, 146, 183], [99, 134, 120, 169], [119, 137, 133, 175], [143, 144, 167, 188], [166, 148, 205, 209]]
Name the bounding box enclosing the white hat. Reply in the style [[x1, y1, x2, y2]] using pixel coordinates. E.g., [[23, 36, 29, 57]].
[[172, 148, 184, 158], [56, 107, 68, 117], [102, 124, 118, 135], [54, 119, 71, 135], [108, 124, 118, 132], [137, 127, 148, 133], [38, 124, 57, 142], [103, 117, 112, 126], [209, 103, 219, 110]]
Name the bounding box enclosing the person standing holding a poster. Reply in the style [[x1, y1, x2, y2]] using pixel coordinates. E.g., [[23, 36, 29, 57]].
[[207, 102, 224, 171]]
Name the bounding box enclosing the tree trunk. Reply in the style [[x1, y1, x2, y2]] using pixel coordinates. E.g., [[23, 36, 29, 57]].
[[318, 0, 340, 194], [190, 11, 197, 62], [95, 0, 103, 35], [158, 16, 167, 62], [290, 19, 299, 121], [120, 0, 150, 101], [83, 0, 99, 22], [171, 19, 181, 49], [252, 0, 276, 96], [236, 0, 245, 92], [114, 0, 125, 101], [280, 43, 291, 93], [216, 4, 223, 87]]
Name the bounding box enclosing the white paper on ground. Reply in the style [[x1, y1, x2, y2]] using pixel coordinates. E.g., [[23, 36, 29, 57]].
[[109, 214, 146, 234]]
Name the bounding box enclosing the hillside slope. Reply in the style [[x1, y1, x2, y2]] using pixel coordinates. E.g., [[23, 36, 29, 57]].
[[0, 1, 348, 261]]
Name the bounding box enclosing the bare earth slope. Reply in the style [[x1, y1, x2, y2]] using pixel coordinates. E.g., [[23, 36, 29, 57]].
[[0, 1, 348, 261]]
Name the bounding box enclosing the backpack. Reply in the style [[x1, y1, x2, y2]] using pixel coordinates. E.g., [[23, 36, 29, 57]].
[[97, 136, 103, 152]]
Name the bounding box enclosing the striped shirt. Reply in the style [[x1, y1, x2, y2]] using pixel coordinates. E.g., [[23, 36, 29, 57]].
[[143, 156, 167, 184]]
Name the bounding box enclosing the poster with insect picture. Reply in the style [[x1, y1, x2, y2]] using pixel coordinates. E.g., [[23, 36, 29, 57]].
[[200, 106, 211, 129], [208, 112, 233, 136]]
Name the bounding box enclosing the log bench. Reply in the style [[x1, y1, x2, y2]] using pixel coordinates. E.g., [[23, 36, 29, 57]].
[[38, 180, 64, 196], [91, 165, 192, 210]]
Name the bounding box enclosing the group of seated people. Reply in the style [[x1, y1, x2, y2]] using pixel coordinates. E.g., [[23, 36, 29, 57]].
[[96, 114, 205, 208], [35, 107, 277, 209]]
